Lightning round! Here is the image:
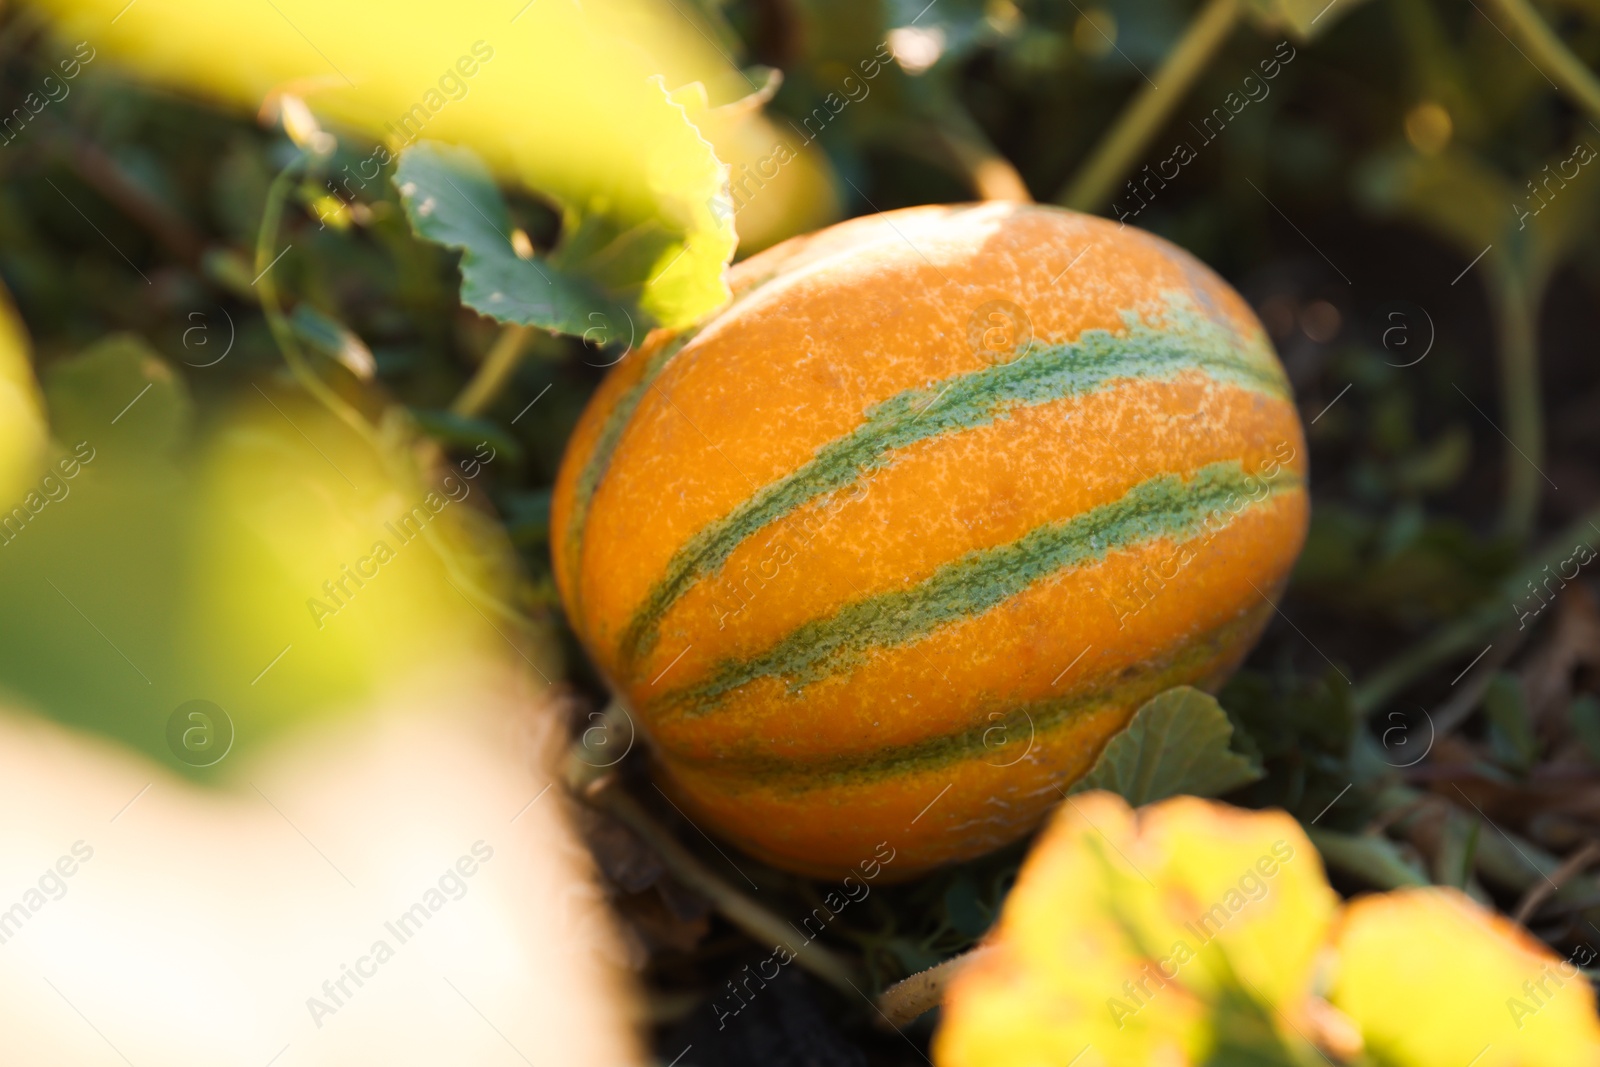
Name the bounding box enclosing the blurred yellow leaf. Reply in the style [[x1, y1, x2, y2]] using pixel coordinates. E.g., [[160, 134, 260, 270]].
[[0, 336, 546, 771], [937, 795, 1600, 1067], [31, 0, 740, 326], [183, 391, 552, 752], [683, 78, 843, 255], [0, 289, 48, 507], [1329, 887, 1600, 1067], [43, 334, 194, 464], [936, 792, 1338, 1067], [1243, 0, 1377, 43]]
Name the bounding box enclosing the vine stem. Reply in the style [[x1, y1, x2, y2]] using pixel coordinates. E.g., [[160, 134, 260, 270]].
[[255, 149, 529, 633], [1055, 0, 1241, 212], [875, 946, 994, 1027], [1351, 499, 1600, 716], [1305, 828, 1428, 889], [1479, 0, 1600, 122], [255, 153, 378, 449], [1378, 785, 1600, 913], [1489, 265, 1543, 544], [580, 773, 861, 996], [932, 111, 1032, 202], [1512, 840, 1600, 924], [451, 324, 537, 417]]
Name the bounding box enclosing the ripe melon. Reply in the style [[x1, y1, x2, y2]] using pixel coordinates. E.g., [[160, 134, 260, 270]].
[[552, 203, 1307, 879]]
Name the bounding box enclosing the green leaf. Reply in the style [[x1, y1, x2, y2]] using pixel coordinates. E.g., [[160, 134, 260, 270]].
[[1306, 828, 1429, 888], [407, 408, 524, 466], [289, 305, 375, 381], [1243, 0, 1376, 43], [501, 489, 552, 550], [1356, 142, 1600, 293], [43, 335, 193, 462], [1069, 685, 1264, 806], [1356, 147, 1510, 258], [1484, 671, 1538, 772], [1571, 694, 1600, 766], [942, 873, 991, 939], [394, 142, 637, 339]]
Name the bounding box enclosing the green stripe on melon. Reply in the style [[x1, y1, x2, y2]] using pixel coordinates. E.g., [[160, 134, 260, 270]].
[[561, 259, 836, 587], [620, 294, 1287, 666], [655, 458, 1299, 715], [661, 606, 1265, 788]]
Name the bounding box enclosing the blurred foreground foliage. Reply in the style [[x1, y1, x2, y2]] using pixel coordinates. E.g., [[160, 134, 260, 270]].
[[938, 793, 1600, 1067], [2, 0, 1600, 1061]]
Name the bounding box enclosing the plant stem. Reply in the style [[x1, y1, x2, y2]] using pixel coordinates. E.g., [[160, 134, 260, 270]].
[[451, 324, 537, 417], [1381, 785, 1600, 913], [1479, 0, 1600, 122], [586, 782, 861, 996], [1305, 828, 1429, 889], [876, 946, 994, 1027], [932, 113, 1032, 202], [1351, 500, 1600, 716], [1512, 840, 1600, 924], [256, 154, 376, 448], [256, 152, 529, 633], [54, 135, 207, 264], [1055, 0, 1241, 212], [1490, 266, 1544, 544], [1350, 603, 1503, 718]]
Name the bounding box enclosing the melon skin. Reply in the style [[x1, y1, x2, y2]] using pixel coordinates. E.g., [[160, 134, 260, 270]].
[[552, 203, 1307, 880]]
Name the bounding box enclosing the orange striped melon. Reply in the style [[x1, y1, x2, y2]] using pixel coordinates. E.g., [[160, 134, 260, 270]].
[[552, 203, 1308, 880]]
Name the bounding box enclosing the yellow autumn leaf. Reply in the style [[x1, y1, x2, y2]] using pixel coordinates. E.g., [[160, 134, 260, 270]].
[[683, 84, 843, 255], [179, 390, 551, 750], [717, 111, 841, 255], [1329, 887, 1600, 1067], [0, 289, 47, 509], [936, 791, 1339, 1067], [30, 0, 745, 326]]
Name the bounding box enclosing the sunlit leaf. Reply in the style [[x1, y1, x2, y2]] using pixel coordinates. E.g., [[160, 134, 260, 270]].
[[673, 76, 842, 256], [1356, 147, 1509, 257], [1070, 686, 1264, 805], [936, 792, 1338, 1067], [936, 793, 1600, 1067], [1242, 0, 1378, 43], [289, 304, 375, 380], [1329, 887, 1600, 1067], [33, 0, 739, 329], [394, 142, 634, 337], [42, 334, 193, 463], [0, 290, 47, 507], [1357, 142, 1600, 292], [180, 393, 547, 761]]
